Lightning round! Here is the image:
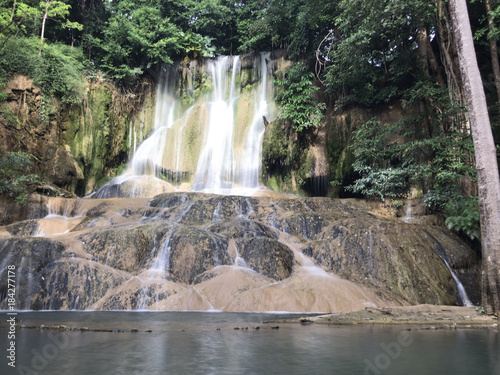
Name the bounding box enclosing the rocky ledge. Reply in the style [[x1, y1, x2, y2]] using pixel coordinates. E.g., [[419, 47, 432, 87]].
[[0, 192, 482, 312]]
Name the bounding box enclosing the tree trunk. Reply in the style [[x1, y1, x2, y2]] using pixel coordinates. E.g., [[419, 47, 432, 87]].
[[10, 0, 17, 21], [436, 0, 467, 130], [485, 0, 500, 115], [417, 26, 430, 76], [39, 2, 49, 55], [449, 0, 500, 314]]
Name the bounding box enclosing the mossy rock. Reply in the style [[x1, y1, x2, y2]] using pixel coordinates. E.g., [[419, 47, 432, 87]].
[[235, 237, 294, 280], [168, 227, 230, 284]]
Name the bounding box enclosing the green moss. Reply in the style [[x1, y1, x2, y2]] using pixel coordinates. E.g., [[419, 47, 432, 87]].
[[261, 119, 310, 194], [326, 119, 356, 196], [65, 81, 137, 194], [267, 176, 280, 191], [240, 68, 253, 89]]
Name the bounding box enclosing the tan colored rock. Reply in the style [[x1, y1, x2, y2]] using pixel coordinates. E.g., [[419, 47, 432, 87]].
[[0, 193, 482, 312], [6, 74, 34, 92]]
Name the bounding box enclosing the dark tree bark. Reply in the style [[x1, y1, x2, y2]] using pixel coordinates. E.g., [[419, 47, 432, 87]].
[[449, 0, 500, 314], [485, 0, 500, 115]]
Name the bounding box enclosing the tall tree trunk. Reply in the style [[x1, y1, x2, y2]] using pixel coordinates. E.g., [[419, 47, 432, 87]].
[[485, 0, 500, 115], [449, 0, 500, 314], [10, 0, 17, 21], [436, 0, 467, 130], [417, 26, 430, 76], [39, 2, 49, 55]]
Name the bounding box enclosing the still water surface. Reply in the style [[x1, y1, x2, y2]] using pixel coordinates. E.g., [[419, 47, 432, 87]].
[[1, 311, 499, 375]]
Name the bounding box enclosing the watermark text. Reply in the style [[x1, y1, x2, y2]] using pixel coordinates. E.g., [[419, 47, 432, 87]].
[[6, 264, 16, 368]]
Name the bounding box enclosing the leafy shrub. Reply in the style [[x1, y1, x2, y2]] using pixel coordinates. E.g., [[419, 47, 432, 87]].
[[0, 37, 86, 104], [0, 36, 39, 81], [345, 119, 412, 200], [275, 63, 326, 132], [347, 110, 479, 240], [444, 196, 480, 240], [35, 43, 87, 104], [0, 152, 43, 205]]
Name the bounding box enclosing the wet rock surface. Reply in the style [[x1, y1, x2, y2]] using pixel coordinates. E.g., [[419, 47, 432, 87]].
[[0, 193, 481, 312]]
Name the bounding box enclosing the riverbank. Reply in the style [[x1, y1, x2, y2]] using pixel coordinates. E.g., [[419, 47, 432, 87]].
[[274, 304, 499, 327]]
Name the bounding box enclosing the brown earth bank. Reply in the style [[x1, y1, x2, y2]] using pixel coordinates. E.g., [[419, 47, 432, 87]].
[[0, 192, 483, 313]]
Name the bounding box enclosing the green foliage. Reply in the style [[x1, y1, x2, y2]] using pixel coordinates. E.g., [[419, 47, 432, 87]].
[[472, 0, 500, 41], [346, 79, 480, 239], [0, 36, 39, 79], [392, 200, 404, 209], [35, 43, 87, 103], [37, 0, 83, 54], [346, 119, 409, 199], [325, 0, 435, 106], [348, 117, 477, 201], [0, 36, 86, 104], [1, 105, 18, 126], [275, 63, 325, 132], [444, 196, 480, 240], [237, 10, 271, 53], [0, 1, 38, 49], [94, 0, 214, 82], [0, 152, 43, 205], [190, 0, 239, 54]]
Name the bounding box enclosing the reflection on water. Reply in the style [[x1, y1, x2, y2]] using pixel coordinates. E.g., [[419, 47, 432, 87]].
[[1, 312, 498, 375]]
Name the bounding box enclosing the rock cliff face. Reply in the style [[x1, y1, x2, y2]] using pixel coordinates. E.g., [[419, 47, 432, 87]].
[[0, 193, 480, 312], [0, 73, 155, 196], [1, 52, 397, 199]]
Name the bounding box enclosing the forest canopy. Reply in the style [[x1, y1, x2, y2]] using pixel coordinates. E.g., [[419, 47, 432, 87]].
[[0, 1, 498, 107]]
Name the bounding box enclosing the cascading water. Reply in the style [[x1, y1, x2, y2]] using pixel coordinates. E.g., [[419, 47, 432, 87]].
[[94, 52, 274, 198], [238, 52, 271, 192], [432, 237, 474, 307], [94, 67, 181, 199], [192, 56, 240, 193], [403, 202, 412, 223], [440, 256, 473, 307]]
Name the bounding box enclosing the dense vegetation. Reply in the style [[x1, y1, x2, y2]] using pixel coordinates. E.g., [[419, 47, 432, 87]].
[[0, 152, 43, 205], [1, 0, 500, 238]]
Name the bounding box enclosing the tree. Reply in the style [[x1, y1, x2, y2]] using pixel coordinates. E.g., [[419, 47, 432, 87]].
[[275, 62, 326, 132], [38, 0, 82, 55], [449, 0, 500, 314], [325, 0, 436, 106], [0, 0, 38, 50], [484, 0, 500, 115], [94, 0, 214, 81]]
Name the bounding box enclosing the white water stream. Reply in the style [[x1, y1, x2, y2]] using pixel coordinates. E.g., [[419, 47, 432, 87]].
[[441, 257, 473, 307], [95, 53, 273, 198]]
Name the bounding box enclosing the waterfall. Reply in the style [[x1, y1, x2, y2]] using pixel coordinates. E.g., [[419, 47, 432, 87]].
[[233, 244, 249, 268], [238, 52, 271, 192], [93, 53, 274, 198], [403, 202, 412, 223], [440, 256, 473, 307], [192, 56, 240, 193], [149, 236, 172, 277]]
